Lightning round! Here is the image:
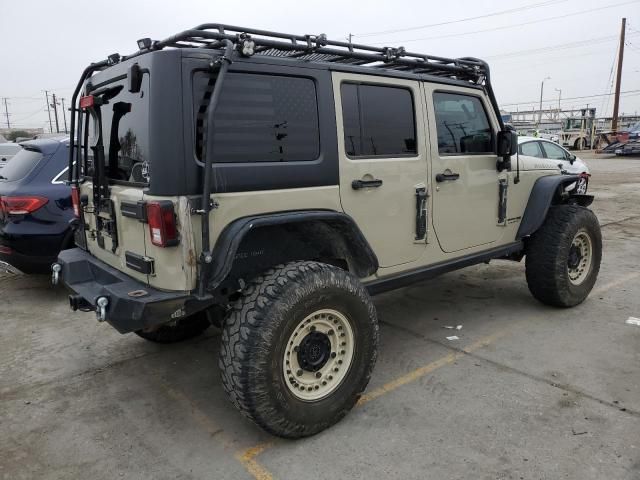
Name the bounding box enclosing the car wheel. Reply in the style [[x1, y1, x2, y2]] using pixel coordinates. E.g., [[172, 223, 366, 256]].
[[135, 311, 211, 343], [525, 205, 602, 307], [574, 138, 586, 150], [219, 261, 378, 438]]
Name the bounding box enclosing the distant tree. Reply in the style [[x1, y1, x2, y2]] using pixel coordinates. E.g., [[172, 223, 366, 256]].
[[7, 130, 31, 142]]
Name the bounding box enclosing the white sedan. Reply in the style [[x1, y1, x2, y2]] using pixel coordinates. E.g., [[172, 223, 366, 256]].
[[517, 136, 590, 194]]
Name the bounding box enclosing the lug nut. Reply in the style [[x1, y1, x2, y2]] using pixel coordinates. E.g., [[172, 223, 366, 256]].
[[340, 350, 345, 355], [328, 329, 334, 336], [330, 352, 337, 358], [322, 381, 327, 386], [337, 325, 343, 330], [334, 367, 339, 372], [338, 360, 343, 365], [316, 372, 322, 378], [293, 346, 299, 352], [310, 325, 316, 332], [340, 333, 345, 337], [341, 341, 346, 346], [296, 369, 303, 376], [289, 376, 294, 383], [328, 375, 333, 380]]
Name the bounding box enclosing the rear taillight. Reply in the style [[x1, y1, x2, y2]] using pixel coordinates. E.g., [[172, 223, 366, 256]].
[[71, 186, 80, 218], [146, 201, 179, 247], [0, 196, 48, 215], [79, 95, 94, 109]]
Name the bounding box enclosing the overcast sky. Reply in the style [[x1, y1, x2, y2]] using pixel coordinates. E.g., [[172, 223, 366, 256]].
[[1, 0, 638, 132]]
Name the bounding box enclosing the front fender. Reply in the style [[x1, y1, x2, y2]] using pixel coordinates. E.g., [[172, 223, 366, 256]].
[[516, 174, 580, 239]]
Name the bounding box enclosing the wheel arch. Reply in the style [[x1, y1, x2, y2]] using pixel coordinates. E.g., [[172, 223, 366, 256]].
[[208, 210, 379, 292], [517, 174, 583, 240]]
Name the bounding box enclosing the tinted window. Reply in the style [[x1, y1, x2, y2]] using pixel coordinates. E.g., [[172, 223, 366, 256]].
[[197, 73, 320, 163], [341, 83, 417, 157], [433, 92, 494, 154], [86, 74, 150, 184], [0, 148, 44, 182], [542, 142, 568, 160], [519, 141, 544, 158]]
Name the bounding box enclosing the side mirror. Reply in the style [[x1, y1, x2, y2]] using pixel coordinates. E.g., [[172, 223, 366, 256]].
[[497, 130, 518, 157], [568, 154, 576, 164]]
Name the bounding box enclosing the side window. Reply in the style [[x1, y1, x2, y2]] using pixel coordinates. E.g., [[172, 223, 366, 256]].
[[433, 92, 494, 155], [541, 142, 569, 160], [197, 73, 320, 163], [519, 141, 544, 158], [341, 83, 417, 157]]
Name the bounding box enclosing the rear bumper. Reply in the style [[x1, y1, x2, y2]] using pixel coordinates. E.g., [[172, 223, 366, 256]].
[[56, 248, 212, 334]]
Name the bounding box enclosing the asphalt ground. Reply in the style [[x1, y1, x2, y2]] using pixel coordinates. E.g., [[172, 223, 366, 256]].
[[1, 152, 639, 480]]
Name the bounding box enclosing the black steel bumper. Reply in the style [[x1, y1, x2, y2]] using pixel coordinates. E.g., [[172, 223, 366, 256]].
[[56, 248, 211, 334]]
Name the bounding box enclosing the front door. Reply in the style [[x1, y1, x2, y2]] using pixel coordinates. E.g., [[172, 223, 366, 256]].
[[424, 86, 503, 253], [333, 73, 428, 267]]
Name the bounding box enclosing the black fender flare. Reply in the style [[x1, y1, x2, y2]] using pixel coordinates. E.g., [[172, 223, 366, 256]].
[[516, 174, 580, 239], [207, 210, 379, 290]]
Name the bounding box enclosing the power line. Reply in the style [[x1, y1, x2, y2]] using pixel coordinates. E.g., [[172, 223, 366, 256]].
[[484, 32, 639, 60], [368, 0, 640, 44], [355, 0, 567, 37], [500, 89, 640, 107]]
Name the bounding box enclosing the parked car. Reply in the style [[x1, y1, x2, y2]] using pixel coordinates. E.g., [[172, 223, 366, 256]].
[[0, 138, 74, 273], [0, 143, 23, 169], [517, 136, 590, 193]]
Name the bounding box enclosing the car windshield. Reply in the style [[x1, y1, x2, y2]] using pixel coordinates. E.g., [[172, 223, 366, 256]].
[[0, 147, 44, 182]]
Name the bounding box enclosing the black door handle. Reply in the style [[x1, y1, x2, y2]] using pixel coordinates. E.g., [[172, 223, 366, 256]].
[[435, 172, 460, 182], [352, 179, 383, 190]]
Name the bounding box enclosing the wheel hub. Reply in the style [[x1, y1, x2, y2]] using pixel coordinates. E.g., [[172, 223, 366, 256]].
[[283, 309, 355, 402], [297, 331, 331, 372], [567, 230, 593, 286]]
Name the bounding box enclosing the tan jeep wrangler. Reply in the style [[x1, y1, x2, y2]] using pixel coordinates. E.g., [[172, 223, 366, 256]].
[[54, 24, 602, 438]]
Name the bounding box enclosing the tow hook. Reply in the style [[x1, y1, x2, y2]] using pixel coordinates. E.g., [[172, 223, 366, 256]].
[[96, 296, 109, 322], [51, 263, 62, 285]]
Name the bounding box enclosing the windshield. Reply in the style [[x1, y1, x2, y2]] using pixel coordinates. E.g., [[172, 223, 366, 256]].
[[0, 148, 45, 182], [85, 73, 150, 184]]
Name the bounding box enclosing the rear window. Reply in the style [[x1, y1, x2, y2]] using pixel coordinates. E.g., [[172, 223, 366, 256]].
[[0, 148, 44, 182], [341, 83, 417, 157], [86, 73, 150, 184], [194, 73, 320, 163]]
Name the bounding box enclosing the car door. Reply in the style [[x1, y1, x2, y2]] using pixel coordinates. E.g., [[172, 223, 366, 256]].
[[519, 140, 545, 159], [333, 72, 428, 267], [425, 86, 503, 253]]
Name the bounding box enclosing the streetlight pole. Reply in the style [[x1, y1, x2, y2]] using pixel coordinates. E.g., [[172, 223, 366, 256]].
[[555, 88, 562, 119], [538, 76, 551, 128]]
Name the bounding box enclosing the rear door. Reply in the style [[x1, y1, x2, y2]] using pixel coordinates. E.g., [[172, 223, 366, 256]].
[[333, 72, 428, 267], [81, 73, 150, 283]]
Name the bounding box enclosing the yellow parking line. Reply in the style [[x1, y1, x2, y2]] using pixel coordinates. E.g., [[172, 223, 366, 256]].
[[235, 443, 275, 480], [357, 329, 509, 406]]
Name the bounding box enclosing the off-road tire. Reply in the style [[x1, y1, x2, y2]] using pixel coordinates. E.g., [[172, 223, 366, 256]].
[[219, 261, 378, 438], [525, 205, 601, 307], [135, 312, 211, 343]]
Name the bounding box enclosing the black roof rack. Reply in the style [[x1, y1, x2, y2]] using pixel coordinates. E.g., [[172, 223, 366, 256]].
[[123, 23, 489, 85]]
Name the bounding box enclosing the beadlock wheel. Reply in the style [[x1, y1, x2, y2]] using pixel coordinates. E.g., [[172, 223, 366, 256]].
[[283, 309, 355, 401], [567, 229, 593, 286]]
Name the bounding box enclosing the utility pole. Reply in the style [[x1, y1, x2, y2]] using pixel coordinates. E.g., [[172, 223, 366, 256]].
[[555, 88, 562, 120], [611, 17, 626, 132], [51, 93, 60, 133], [2, 98, 10, 129], [61, 98, 68, 134], [347, 33, 353, 44], [44, 91, 53, 133], [537, 76, 551, 128]]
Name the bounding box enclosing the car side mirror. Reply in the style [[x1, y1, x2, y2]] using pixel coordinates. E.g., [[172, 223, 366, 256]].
[[497, 130, 518, 157], [568, 154, 576, 164]]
